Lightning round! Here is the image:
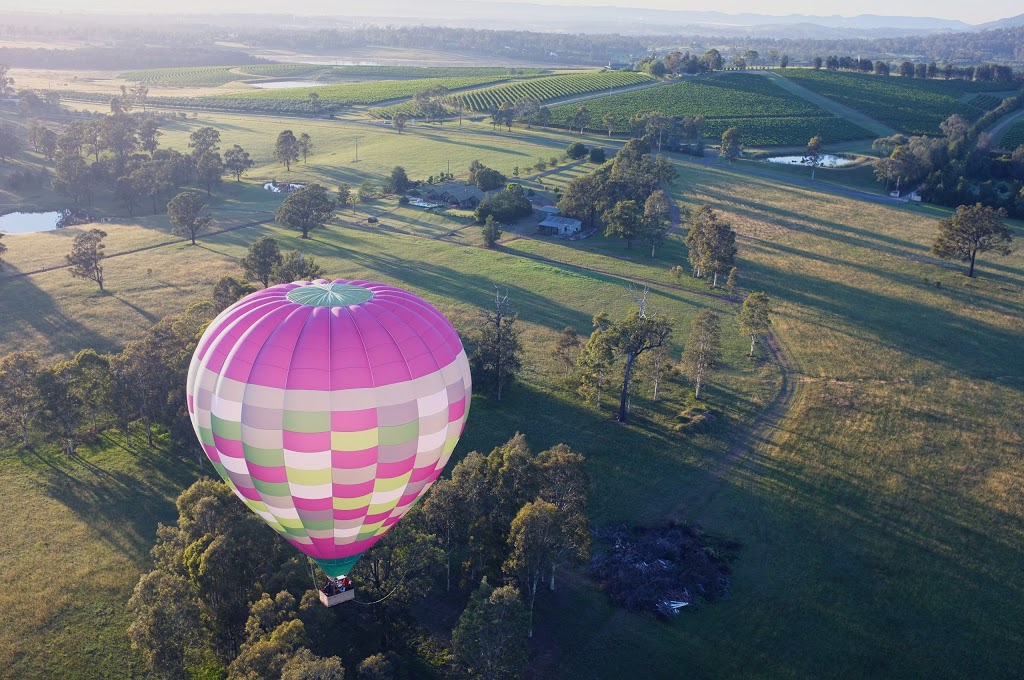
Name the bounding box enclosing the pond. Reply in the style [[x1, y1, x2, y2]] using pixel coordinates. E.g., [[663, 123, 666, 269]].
[[765, 154, 855, 167], [250, 80, 327, 90], [0, 209, 93, 234]]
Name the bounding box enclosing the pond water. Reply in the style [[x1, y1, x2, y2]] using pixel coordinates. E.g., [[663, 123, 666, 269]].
[[765, 154, 854, 167], [0, 209, 92, 234], [250, 80, 326, 89]]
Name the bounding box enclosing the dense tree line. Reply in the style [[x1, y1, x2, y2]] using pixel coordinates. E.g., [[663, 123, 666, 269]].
[[872, 111, 1024, 217], [558, 137, 677, 248], [117, 428, 588, 679]]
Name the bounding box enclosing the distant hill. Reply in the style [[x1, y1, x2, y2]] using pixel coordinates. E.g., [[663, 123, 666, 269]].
[[975, 13, 1024, 30]]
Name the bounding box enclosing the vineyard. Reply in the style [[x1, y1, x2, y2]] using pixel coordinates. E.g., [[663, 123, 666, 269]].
[[548, 74, 872, 146], [968, 94, 1004, 110], [118, 66, 258, 87], [1000, 120, 1024, 149], [120, 64, 548, 87], [207, 76, 516, 105], [777, 70, 1012, 135], [452, 71, 653, 111]]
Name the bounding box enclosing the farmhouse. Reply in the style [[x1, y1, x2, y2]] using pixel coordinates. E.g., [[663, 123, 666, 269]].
[[423, 182, 485, 209], [539, 215, 582, 236]]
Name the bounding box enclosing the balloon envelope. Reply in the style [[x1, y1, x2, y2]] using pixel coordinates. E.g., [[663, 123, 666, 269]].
[[186, 280, 471, 577]]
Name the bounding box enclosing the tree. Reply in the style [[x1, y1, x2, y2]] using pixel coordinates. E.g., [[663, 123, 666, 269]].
[[422, 479, 465, 591], [812, 56, 823, 70], [298, 133, 313, 163], [357, 654, 394, 680], [168, 191, 213, 245], [0, 233, 6, 266], [281, 648, 345, 680], [726, 266, 739, 297], [482, 215, 502, 248], [195, 151, 223, 196], [34, 360, 84, 456], [392, 113, 409, 134], [336, 184, 352, 212], [189, 126, 220, 157], [470, 290, 522, 401], [52, 152, 94, 204], [66, 228, 106, 291], [682, 309, 721, 400], [804, 135, 824, 180], [701, 48, 723, 71], [566, 141, 588, 160], [127, 571, 202, 678], [577, 314, 614, 406], [504, 500, 561, 637], [452, 580, 529, 680], [115, 173, 144, 218], [276, 184, 335, 239], [721, 127, 743, 163], [932, 203, 1013, 277], [384, 166, 410, 195], [228, 619, 308, 680], [552, 326, 582, 380], [138, 117, 161, 154], [213, 276, 257, 312], [224, 144, 254, 181], [0, 64, 13, 96], [589, 147, 606, 163], [738, 292, 772, 357], [0, 352, 41, 446], [605, 306, 673, 422], [272, 251, 326, 284], [475, 167, 506, 191], [602, 112, 618, 138], [686, 206, 736, 287], [571, 106, 590, 135], [603, 199, 643, 248], [640, 189, 672, 257], [779, 54, 790, 69], [275, 130, 300, 171], [307, 91, 322, 113], [242, 236, 283, 287]]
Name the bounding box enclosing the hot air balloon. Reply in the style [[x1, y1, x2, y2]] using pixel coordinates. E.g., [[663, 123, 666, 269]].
[[186, 279, 471, 605]]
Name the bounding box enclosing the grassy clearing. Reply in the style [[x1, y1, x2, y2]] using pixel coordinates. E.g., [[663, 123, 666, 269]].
[[777, 70, 1009, 135], [1, 105, 1022, 679]]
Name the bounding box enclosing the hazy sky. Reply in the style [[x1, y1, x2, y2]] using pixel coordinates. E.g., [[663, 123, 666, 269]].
[[0, 0, 1018, 24]]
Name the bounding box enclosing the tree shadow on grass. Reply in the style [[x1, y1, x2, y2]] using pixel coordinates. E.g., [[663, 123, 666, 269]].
[[19, 434, 198, 566], [0, 273, 117, 357]]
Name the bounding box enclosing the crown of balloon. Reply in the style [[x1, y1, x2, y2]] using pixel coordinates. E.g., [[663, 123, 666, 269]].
[[285, 281, 375, 307]]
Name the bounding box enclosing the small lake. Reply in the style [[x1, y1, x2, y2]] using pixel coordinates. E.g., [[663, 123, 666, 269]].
[[250, 80, 327, 89], [765, 154, 855, 167], [0, 209, 92, 234]]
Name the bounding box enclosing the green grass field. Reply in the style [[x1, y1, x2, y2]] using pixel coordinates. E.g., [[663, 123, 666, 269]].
[[1, 105, 1023, 679], [777, 70, 1010, 135], [548, 74, 872, 146]]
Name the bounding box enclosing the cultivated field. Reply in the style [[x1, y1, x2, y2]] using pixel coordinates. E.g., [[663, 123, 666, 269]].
[[777, 69, 1013, 135], [549, 73, 873, 145], [452, 71, 654, 111]]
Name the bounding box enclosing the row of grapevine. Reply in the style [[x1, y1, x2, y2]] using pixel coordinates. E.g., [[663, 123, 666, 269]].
[[1000, 121, 1024, 150], [118, 66, 250, 87], [968, 94, 1004, 111], [453, 72, 653, 111]]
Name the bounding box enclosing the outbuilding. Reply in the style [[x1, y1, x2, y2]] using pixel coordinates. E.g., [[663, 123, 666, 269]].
[[539, 215, 582, 236]]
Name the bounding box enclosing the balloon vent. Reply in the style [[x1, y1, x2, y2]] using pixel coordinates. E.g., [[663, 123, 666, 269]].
[[286, 282, 375, 307]]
